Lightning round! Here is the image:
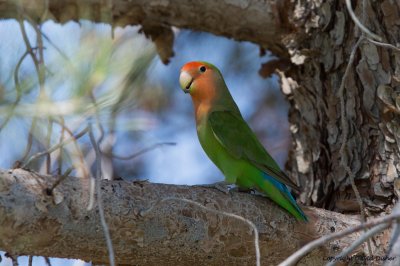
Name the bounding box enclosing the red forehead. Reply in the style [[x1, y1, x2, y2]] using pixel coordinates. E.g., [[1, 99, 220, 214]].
[[181, 61, 203, 72]]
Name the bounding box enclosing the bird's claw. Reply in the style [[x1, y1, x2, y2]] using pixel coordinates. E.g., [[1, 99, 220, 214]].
[[196, 181, 233, 194], [228, 187, 259, 195]]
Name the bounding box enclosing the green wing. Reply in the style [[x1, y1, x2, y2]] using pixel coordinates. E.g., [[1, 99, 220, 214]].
[[208, 110, 299, 189]]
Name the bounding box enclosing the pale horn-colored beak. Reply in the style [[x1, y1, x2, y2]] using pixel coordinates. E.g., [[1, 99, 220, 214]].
[[179, 71, 193, 94]]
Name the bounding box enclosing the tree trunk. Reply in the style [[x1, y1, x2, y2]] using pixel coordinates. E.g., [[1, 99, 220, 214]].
[[282, 0, 400, 215]]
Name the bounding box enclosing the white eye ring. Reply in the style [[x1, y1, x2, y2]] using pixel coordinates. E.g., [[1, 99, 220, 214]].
[[199, 66, 206, 73]]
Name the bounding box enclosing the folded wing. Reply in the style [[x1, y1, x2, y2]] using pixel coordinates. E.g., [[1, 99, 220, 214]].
[[208, 110, 299, 190]]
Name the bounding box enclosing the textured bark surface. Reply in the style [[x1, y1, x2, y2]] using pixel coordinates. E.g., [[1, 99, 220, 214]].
[[0, 0, 294, 60], [0, 168, 391, 265], [282, 0, 400, 214]]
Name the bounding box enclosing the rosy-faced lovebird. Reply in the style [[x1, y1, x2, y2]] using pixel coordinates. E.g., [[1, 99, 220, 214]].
[[179, 61, 307, 221]]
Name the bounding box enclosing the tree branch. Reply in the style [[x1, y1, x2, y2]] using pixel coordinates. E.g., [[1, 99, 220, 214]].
[[0, 0, 294, 58], [0, 168, 390, 265]]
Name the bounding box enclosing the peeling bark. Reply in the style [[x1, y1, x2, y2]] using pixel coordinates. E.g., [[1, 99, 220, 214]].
[[282, 0, 400, 215], [0, 168, 390, 265]]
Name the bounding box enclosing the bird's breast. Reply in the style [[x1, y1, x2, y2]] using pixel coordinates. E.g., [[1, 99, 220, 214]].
[[196, 119, 239, 183], [194, 102, 212, 125]]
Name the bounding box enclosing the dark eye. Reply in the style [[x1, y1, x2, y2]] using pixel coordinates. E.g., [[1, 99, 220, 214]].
[[199, 66, 206, 73]]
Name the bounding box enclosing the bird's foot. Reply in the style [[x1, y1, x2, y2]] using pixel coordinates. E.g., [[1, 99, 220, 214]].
[[196, 181, 234, 194], [229, 187, 258, 194]]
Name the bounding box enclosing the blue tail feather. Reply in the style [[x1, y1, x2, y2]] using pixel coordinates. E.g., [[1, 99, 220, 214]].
[[262, 173, 308, 222]]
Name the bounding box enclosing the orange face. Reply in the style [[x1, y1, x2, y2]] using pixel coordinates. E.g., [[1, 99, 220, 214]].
[[180, 62, 209, 93], [179, 61, 218, 105]]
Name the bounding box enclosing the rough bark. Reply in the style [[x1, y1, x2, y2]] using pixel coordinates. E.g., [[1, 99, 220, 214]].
[[0, 0, 294, 60], [0, 168, 391, 265], [282, 0, 400, 214]]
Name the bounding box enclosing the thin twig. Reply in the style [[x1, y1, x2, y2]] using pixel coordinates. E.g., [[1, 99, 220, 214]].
[[17, 14, 47, 166], [337, 36, 366, 225], [51, 118, 89, 179], [87, 91, 107, 200], [278, 212, 400, 266], [89, 92, 105, 142], [24, 16, 46, 95], [345, 0, 382, 41], [17, 17, 47, 108], [45, 120, 53, 174], [41, 32, 71, 62], [87, 174, 96, 211], [0, 50, 29, 131], [11, 256, 18, 266], [140, 197, 261, 266], [21, 126, 89, 169], [111, 142, 177, 160], [386, 203, 400, 259], [338, 36, 363, 156], [47, 167, 73, 195], [18, 19, 40, 79], [344, 165, 372, 256], [44, 257, 51, 266], [387, 224, 400, 255], [88, 124, 115, 266], [57, 117, 66, 175], [19, 117, 38, 162], [5, 253, 18, 266], [326, 223, 389, 266], [28, 256, 33, 266], [341, 0, 376, 254], [367, 38, 400, 53]]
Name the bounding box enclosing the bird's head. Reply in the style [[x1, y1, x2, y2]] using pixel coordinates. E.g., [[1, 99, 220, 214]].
[[179, 61, 223, 100], [179, 61, 239, 114]]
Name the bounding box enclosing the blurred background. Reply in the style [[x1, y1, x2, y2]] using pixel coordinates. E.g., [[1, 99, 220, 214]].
[[0, 20, 289, 265]]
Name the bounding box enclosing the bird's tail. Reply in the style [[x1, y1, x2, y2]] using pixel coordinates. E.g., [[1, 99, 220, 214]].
[[260, 173, 308, 222]]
